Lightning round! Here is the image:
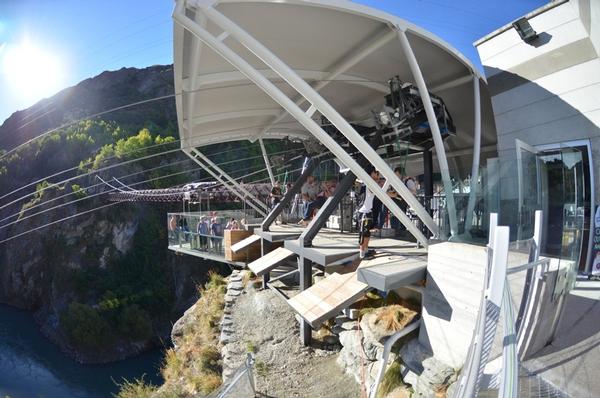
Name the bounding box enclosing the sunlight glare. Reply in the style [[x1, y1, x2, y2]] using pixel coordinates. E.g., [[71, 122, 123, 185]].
[[2, 41, 67, 104]]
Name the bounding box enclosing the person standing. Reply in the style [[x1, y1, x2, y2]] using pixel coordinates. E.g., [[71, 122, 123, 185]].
[[270, 180, 283, 209], [358, 166, 380, 259], [389, 167, 417, 236]]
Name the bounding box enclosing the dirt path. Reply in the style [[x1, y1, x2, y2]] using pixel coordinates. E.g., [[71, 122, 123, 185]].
[[222, 281, 362, 398]]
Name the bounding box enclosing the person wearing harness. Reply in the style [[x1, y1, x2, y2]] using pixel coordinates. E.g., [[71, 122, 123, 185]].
[[358, 165, 380, 260]]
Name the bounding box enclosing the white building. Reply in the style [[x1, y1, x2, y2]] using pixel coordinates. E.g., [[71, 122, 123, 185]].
[[475, 0, 600, 274]]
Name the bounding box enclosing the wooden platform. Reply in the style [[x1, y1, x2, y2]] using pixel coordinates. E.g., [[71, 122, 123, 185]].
[[248, 247, 296, 276]]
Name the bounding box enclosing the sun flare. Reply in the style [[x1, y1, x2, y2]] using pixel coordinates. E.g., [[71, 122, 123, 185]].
[[2, 41, 67, 104]]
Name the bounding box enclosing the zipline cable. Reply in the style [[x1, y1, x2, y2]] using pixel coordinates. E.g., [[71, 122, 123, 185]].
[[1, 148, 300, 230], [0, 163, 275, 245], [0, 126, 303, 213]]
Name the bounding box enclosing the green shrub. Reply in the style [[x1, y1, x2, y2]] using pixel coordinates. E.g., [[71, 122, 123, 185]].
[[71, 183, 87, 199], [118, 304, 153, 341], [60, 303, 111, 348]]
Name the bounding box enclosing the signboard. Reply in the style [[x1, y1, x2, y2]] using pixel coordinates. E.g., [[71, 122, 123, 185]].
[[592, 206, 600, 276]]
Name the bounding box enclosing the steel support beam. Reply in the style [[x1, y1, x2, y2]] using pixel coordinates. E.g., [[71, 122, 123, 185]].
[[184, 10, 207, 145], [193, 149, 269, 213], [185, 4, 434, 245], [423, 148, 434, 238], [259, 138, 276, 186], [298, 255, 313, 346], [261, 158, 319, 231], [174, 9, 429, 246], [185, 148, 267, 216], [299, 170, 356, 246], [397, 28, 458, 238], [250, 27, 397, 141], [464, 75, 482, 236]]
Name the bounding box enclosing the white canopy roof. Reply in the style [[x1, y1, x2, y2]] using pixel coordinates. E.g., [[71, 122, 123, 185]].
[[173, 0, 497, 176]]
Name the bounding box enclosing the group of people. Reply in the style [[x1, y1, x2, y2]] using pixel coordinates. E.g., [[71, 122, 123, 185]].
[[268, 176, 336, 226], [195, 213, 242, 253], [358, 166, 417, 260], [265, 165, 417, 261], [168, 213, 243, 254]]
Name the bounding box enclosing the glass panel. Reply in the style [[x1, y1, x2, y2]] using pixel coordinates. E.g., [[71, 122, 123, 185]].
[[517, 142, 542, 241], [558, 148, 585, 264]]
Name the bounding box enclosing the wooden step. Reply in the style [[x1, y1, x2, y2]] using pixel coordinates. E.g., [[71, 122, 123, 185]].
[[230, 234, 261, 253], [248, 247, 296, 276], [285, 240, 359, 266], [288, 271, 369, 328]]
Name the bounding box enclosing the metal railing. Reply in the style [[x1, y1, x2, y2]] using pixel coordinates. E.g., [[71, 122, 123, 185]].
[[208, 353, 255, 398]]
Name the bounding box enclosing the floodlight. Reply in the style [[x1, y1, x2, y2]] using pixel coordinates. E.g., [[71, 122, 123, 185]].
[[513, 17, 538, 43]]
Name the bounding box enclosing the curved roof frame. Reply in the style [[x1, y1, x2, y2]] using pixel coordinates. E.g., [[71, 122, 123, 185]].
[[174, 0, 489, 242]]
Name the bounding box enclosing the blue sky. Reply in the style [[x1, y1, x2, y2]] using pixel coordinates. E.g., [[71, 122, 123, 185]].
[[0, 0, 546, 125]]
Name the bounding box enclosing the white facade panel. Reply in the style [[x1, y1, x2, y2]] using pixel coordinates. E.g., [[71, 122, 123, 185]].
[[494, 83, 600, 135], [491, 58, 600, 116], [496, 109, 600, 152]]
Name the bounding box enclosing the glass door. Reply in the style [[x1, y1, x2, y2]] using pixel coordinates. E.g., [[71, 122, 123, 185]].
[[516, 139, 542, 241], [534, 149, 586, 263], [516, 141, 588, 269]]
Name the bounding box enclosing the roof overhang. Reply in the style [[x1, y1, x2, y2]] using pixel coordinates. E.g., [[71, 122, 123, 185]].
[[173, 0, 497, 176]]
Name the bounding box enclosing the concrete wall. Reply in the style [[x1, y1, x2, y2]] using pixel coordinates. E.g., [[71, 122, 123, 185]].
[[419, 242, 487, 369]]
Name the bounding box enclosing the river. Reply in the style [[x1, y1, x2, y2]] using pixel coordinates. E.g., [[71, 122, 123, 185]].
[[0, 304, 163, 398]]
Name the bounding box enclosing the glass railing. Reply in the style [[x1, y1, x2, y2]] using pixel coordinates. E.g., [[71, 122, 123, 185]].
[[167, 211, 249, 256]]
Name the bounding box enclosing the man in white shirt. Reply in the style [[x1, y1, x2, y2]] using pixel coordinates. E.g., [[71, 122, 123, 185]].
[[358, 165, 380, 259]]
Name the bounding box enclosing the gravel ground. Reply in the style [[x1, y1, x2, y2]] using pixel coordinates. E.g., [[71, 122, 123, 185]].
[[222, 281, 363, 398]]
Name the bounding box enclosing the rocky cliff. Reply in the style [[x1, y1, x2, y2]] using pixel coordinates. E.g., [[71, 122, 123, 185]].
[[0, 65, 228, 363]]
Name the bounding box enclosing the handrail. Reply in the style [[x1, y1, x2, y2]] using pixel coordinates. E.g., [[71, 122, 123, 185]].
[[499, 282, 519, 397], [507, 258, 550, 275], [369, 319, 421, 398]]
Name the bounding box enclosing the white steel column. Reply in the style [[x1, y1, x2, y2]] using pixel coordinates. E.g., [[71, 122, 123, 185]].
[[185, 148, 267, 217], [259, 138, 276, 186], [251, 28, 397, 141], [193, 4, 438, 238], [397, 29, 458, 238], [464, 75, 482, 236], [193, 149, 270, 212], [173, 5, 430, 246]]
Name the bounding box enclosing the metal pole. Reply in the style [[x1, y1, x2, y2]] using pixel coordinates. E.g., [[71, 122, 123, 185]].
[[184, 148, 266, 216], [173, 7, 430, 247], [193, 149, 269, 212], [261, 158, 319, 231], [259, 138, 276, 186], [299, 255, 312, 346], [192, 4, 437, 240], [397, 28, 458, 238], [300, 170, 356, 246], [465, 75, 482, 236]]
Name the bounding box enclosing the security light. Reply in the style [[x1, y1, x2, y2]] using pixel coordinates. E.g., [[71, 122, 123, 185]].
[[513, 17, 538, 43]]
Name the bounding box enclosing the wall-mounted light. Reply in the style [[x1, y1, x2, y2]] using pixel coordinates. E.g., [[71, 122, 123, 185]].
[[513, 17, 539, 43]]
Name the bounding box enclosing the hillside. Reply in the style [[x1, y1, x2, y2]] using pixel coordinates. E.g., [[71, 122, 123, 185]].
[[0, 65, 270, 363]]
